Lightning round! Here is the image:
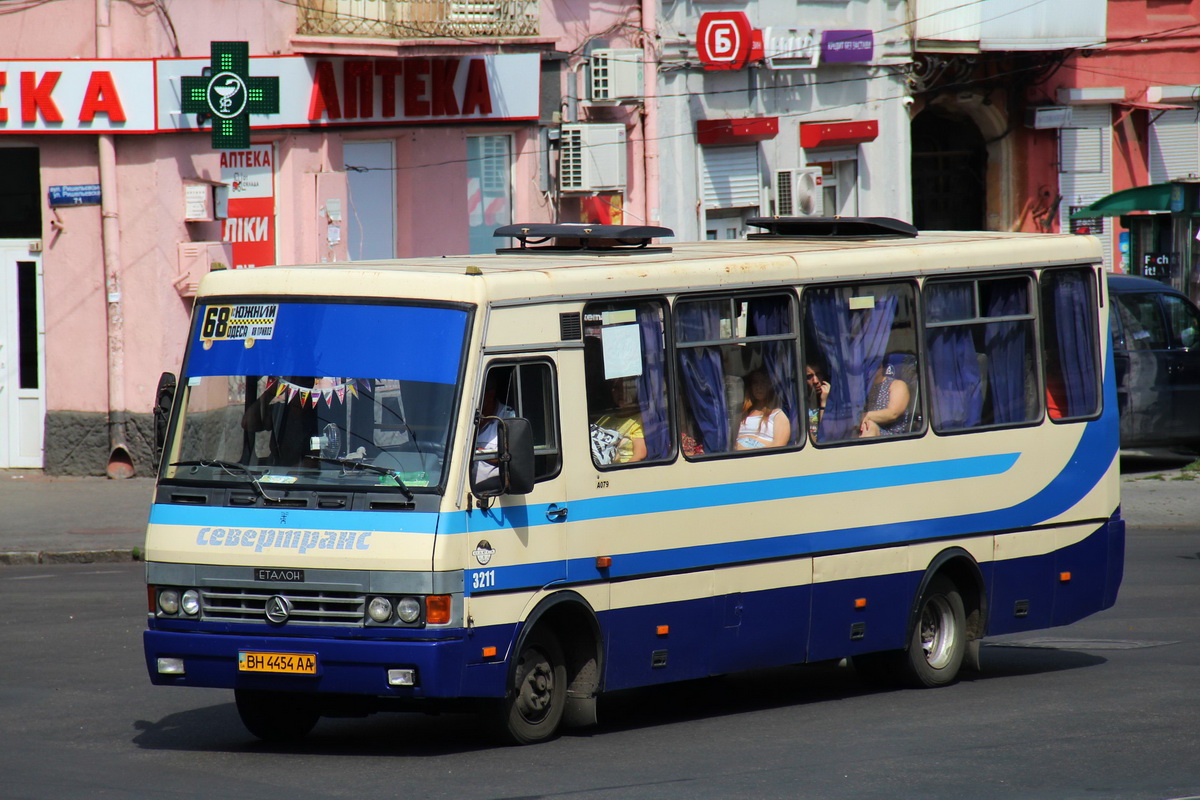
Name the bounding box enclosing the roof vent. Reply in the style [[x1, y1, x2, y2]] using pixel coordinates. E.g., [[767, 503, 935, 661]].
[[746, 216, 918, 239], [494, 223, 674, 254]]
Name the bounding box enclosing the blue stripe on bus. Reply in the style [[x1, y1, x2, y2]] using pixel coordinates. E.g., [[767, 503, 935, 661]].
[[447, 452, 1020, 536]]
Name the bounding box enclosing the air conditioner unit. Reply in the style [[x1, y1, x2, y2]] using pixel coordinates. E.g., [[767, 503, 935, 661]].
[[589, 49, 644, 102], [775, 168, 824, 216], [560, 124, 627, 192]]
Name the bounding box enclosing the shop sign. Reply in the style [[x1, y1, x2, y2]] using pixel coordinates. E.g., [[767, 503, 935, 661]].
[[1068, 206, 1104, 235], [697, 12, 754, 71], [0, 60, 156, 131], [821, 30, 874, 63], [220, 144, 275, 269], [158, 53, 539, 131], [763, 28, 820, 70], [0, 54, 540, 136], [1141, 252, 1177, 280], [180, 42, 279, 150]]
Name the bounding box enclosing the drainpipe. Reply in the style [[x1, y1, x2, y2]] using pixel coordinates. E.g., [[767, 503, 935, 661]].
[[97, 0, 133, 478], [640, 0, 660, 227]]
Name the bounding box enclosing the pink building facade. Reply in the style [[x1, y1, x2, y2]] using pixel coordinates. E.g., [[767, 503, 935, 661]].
[[0, 0, 646, 474]]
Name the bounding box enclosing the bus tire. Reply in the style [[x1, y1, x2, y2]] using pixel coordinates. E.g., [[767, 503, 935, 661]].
[[902, 575, 966, 688], [498, 630, 567, 745], [235, 689, 320, 743]]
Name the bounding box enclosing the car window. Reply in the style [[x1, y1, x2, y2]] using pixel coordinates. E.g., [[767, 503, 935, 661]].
[[1114, 294, 1168, 350], [1161, 294, 1200, 349]]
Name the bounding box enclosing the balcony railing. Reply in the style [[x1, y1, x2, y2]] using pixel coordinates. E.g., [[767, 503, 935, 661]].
[[298, 0, 539, 40]]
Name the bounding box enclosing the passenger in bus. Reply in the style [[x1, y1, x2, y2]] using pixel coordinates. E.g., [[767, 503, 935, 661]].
[[805, 362, 831, 442], [859, 355, 914, 437], [590, 377, 647, 465], [242, 376, 320, 466], [735, 370, 791, 449], [474, 375, 516, 487]]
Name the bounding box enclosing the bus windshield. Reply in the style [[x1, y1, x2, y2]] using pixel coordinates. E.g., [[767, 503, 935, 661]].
[[160, 300, 470, 492]]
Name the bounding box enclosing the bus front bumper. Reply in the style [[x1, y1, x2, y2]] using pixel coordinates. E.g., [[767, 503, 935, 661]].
[[143, 629, 507, 699]]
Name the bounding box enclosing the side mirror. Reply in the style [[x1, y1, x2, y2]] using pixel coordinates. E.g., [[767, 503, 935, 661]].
[[154, 372, 177, 469], [471, 416, 536, 498]]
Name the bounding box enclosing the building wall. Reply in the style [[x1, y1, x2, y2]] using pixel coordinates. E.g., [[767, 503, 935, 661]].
[[4, 0, 647, 474]]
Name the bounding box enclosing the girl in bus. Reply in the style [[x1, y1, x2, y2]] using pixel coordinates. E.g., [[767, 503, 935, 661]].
[[735, 369, 791, 449]]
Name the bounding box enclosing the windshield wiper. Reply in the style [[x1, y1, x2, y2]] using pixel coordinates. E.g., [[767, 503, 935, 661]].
[[168, 459, 286, 504], [305, 456, 415, 501]]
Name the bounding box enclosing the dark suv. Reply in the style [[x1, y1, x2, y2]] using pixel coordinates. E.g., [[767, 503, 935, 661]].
[[1108, 274, 1200, 452]]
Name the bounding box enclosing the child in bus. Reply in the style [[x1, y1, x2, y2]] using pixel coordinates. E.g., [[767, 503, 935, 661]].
[[805, 361, 831, 442], [735, 369, 791, 449]]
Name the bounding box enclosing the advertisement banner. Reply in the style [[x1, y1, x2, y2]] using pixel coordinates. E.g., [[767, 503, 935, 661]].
[[221, 144, 275, 269]]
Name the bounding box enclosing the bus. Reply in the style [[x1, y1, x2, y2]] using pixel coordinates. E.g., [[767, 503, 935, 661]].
[[144, 217, 1123, 745]]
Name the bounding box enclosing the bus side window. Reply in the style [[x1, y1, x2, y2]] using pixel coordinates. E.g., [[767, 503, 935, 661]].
[[804, 282, 922, 443], [924, 275, 1040, 431], [584, 301, 672, 467], [676, 292, 801, 456], [474, 361, 561, 489], [1042, 268, 1101, 420]]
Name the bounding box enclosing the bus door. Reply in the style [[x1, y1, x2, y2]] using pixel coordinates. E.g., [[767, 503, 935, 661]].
[[465, 357, 568, 599]]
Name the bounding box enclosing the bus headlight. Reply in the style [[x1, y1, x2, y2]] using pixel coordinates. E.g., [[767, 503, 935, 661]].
[[158, 589, 180, 615], [367, 596, 393, 623], [396, 597, 422, 623], [180, 589, 201, 616]]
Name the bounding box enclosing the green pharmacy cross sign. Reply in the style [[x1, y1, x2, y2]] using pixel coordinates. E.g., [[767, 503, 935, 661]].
[[181, 41, 280, 149]]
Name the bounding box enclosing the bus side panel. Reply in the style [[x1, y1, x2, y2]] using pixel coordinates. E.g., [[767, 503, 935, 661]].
[[987, 551, 1057, 636], [1053, 519, 1123, 627], [600, 596, 716, 692], [807, 571, 914, 663], [710, 585, 810, 675]]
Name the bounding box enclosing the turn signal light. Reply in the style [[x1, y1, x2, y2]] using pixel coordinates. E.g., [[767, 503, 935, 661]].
[[656, 625, 670, 636], [426, 595, 451, 624], [1059, 571, 1072, 583]]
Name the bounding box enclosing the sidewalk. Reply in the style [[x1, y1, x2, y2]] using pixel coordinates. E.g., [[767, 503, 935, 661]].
[[0, 459, 1195, 565], [0, 469, 156, 565]]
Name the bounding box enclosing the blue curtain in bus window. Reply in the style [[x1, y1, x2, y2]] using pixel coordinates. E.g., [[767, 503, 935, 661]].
[[1051, 272, 1098, 416], [748, 297, 799, 442], [677, 303, 729, 453], [636, 304, 671, 459], [984, 284, 1028, 424], [927, 284, 983, 430], [809, 289, 898, 441]]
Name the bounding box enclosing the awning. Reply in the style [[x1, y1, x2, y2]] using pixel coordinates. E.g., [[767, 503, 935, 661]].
[[1068, 184, 1174, 219]]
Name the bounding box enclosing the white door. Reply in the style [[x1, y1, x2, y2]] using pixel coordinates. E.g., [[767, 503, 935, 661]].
[[0, 243, 44, 468]]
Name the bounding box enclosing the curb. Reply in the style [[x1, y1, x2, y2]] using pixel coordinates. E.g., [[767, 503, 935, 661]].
[[0, 549, 141, 566]]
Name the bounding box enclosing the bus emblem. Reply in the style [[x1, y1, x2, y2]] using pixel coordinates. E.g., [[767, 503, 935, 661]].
[[473, 541, 495, 566], [264, 595, 292, 624]]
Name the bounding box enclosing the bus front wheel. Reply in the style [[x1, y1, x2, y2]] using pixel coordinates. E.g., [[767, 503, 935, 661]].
[[235, 689, 320, 743], [902, 575, 966, 688], [498, 631, 567, 745]]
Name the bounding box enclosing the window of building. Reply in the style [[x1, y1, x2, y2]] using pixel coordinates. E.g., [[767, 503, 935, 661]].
[[583, 300, 672, 467], [675, 293, 800, 456], [804, 282, 922, 443], [924, 275, 1040, 432], [467, 135, 513, 255]]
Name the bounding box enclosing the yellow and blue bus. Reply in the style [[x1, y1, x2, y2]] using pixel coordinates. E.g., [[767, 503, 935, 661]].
[[144, 218, 1123, 744]]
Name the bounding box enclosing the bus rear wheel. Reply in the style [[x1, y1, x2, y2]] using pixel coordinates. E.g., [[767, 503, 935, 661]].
[[235, 689, 320, 743], [902, 575, 966, 688], [498, 631, 567, 745]]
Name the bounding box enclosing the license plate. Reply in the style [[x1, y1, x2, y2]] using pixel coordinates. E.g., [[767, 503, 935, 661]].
[[238, 651, 317, 675]]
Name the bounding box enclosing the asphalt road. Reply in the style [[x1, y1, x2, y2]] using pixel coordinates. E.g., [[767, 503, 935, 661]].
[[2, 512, 1199, 799]]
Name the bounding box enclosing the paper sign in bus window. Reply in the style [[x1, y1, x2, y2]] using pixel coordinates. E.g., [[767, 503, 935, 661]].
[[602, 323, 643, 379]]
